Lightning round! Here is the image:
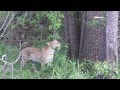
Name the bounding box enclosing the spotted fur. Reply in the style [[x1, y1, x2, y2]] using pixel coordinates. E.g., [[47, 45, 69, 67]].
[[18, 39, 61, 70]]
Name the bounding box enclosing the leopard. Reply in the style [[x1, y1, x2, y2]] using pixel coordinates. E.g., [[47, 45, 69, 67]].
[[17, 39, 61, 70]]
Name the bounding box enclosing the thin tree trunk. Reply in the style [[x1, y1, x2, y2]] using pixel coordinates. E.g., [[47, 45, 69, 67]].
[[117, 12, 120, 59], [79, 11, 87, 59], [63, 11, 71, 57], [106, 11, 119, 67], [63, 11, 70, 42], [67, 11, 80, 59]]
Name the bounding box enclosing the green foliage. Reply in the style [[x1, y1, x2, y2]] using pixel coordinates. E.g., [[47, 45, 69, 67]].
[[0, 42, 19, 62], [0, 42, 6, 56], [94, 61, 119, 79], [8, 11, 64, 48], [11, 11, 63, 40], [44, 11, 64, 40], [68, 11, 77, 16], [87, 17, 106, 27], [0, 11, 6, 18], [87, 19, 99, 26], [79, 60, 95, 77], [0, 43, 120, 79], [46, 11, 64, 30]]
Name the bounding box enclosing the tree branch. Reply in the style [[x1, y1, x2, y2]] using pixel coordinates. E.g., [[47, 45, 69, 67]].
[[0, 11, 16, 38], [0, 11, 10, 31]]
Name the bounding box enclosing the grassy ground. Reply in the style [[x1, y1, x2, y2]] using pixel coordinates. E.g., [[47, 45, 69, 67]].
[[0, 42, 120, 79]]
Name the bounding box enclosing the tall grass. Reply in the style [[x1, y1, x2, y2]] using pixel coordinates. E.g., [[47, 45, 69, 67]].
[[0, 42, 120, 79]]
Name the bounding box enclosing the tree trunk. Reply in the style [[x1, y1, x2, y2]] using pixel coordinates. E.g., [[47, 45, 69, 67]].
[[63, 11, 69, 43], [118, 12, 120, 59], [63, 11, 81, 59], [63, 11, 71, 57], [68, 11, 80, 59], [79, 11, 87, 59], [79, 11, 106, 61], [106, 11, 119, 67]]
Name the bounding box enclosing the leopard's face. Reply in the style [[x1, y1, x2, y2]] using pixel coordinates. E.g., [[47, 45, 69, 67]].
[[47, 39, 61, 50]]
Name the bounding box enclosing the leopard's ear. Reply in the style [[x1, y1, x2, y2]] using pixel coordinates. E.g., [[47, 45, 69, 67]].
[[53, 39, 56, 41], [52, 39, 56, 41], [47, 42, 51, 46]]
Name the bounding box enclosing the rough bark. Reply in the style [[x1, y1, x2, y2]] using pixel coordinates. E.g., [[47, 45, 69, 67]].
[[80, 11, 106, 61], [68, 11, 80, 59], [118, 12, 120, 59], [79, 11, 87, 59], [106, 11, 119, 67], [63, 11, 71, 57], [63, 11, 81, 59], [63, 11, 69, 43]]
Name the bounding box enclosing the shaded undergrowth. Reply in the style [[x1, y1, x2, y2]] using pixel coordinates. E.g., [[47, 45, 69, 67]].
[[0, 43, 120, 79]]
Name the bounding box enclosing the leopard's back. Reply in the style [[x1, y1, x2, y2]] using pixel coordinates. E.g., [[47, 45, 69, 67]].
[[19, 39, 61, 69], [19, 46, 54, 63], [20, 47, 41, 61], [27, 46, 54, 64]]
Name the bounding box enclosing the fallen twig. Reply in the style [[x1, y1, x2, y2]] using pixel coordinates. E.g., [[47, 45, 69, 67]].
[[0, 11, 10, 31], [0, 54, 19, 79]]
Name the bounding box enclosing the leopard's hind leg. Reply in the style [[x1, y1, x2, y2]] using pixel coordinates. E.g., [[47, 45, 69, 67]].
[[20, 59, 27, 70]]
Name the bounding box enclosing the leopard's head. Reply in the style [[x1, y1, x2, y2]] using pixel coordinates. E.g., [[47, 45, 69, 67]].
[[47, 39, 61, 50]]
